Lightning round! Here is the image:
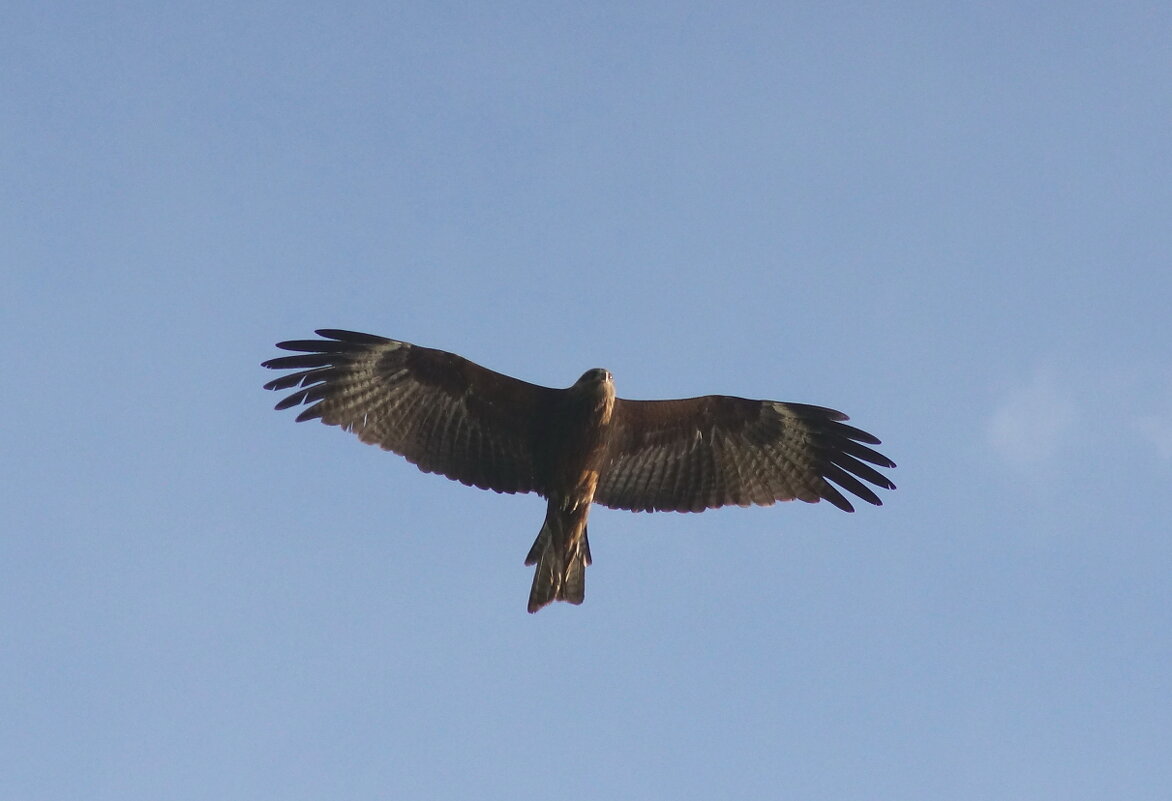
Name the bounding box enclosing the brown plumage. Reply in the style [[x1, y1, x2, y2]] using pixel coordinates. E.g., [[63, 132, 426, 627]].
[[262, 329, 896, 612]]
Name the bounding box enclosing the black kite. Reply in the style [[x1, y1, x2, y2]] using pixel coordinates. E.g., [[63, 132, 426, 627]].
[[262, 330, 896, 612]]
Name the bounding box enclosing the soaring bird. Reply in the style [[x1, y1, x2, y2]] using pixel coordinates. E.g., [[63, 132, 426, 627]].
[[262, 330, 895, 612]]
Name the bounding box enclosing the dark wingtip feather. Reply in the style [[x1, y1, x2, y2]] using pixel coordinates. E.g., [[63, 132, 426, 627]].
[[784, 403, 895, 509], [789, 402, 850, 423], [294, 405, 325, 423], [264, 330, 393, 418], [273, 391, 307, 411], [272, 339, 328, 353], [315, 329, 391, 345], [824, 465, 884, 507], [821, 486, 856, 513], [833, 422, 883, 446]]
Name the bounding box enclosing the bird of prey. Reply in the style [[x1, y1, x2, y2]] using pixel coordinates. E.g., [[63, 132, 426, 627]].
[[262, 330, 895, 612]]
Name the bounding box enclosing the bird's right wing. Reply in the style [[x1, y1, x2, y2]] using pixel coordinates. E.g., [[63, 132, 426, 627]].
[[262, 330, 559, 496]]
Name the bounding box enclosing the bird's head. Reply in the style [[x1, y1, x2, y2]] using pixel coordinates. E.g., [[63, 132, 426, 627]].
[[571, 368, 616, 416], [576, 367, 613, 386]]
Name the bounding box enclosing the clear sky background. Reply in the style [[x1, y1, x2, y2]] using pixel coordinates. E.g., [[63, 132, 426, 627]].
[[4, 3, 1170, 799]]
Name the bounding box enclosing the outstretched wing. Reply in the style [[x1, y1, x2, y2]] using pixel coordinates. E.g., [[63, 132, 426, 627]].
[[596, 397, 895, 513], [262, 330, 558, 495]]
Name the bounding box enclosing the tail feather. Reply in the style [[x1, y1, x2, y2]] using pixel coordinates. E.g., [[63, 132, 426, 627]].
[[524, 531, 545, 566], [526, 525, 562, 613], [525, 514, 590, 613], [560, 547, 586, 606]]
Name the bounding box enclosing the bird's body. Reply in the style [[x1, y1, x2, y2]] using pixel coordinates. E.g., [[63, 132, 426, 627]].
[[524, 367, 615, 611], [262, 330, 895, 612]]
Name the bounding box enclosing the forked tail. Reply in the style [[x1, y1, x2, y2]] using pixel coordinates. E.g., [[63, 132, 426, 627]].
[[524, 508, 592, 613]]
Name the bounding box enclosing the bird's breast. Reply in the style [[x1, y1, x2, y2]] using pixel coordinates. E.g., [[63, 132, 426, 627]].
[[543, 395, 614, 504]]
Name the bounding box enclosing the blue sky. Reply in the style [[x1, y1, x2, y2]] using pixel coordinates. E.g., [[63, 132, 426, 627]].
[[4, 2, 1170, 799]]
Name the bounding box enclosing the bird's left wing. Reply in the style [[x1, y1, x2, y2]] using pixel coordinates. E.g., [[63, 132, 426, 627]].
[[262, 330, 558, 495], [595, 396, 895, 513]]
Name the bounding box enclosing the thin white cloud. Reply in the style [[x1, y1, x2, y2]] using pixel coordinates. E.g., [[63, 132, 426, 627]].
[[1125, 372, 1172, 461], [987, 368, 1078, 469], [1137, 411, 1172, 460]]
